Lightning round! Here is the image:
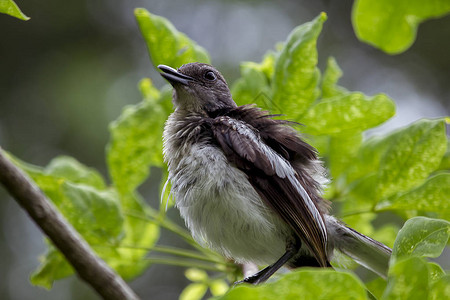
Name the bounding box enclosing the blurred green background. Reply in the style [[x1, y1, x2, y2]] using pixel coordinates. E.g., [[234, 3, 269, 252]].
[[0, 1, 449, 299]]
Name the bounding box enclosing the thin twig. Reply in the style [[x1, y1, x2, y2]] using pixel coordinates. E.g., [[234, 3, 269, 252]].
[[145, 257, 226, 272], [124, 210, 222, 259], [151, 245, 228, 265], [0, 148, 139, 300]]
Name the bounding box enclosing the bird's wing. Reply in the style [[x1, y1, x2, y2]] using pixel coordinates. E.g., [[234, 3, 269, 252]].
[[211, 116, 329, 266]]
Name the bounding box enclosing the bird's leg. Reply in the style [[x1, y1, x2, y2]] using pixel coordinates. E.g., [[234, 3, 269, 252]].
[[236, 242, 299, 285]]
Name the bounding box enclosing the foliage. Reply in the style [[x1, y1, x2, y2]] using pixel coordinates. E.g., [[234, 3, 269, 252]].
[[352, 0, 450, 54], [180, 268, 229, 300], [2, 7, 449, 300], [220, 269, 368, 300], [135, 8, 210, 68], [382, 217, 450, 300], [0, 0, 29, 20]]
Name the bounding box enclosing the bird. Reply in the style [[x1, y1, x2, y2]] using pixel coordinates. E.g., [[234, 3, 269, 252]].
[[158, 62, 392, 284]]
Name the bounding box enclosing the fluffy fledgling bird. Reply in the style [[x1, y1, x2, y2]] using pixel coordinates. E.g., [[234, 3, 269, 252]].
[[159, 62, 391, 284]]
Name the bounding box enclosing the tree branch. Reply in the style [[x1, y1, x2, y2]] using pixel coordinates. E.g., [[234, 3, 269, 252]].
[[0, 148, 139, 300]]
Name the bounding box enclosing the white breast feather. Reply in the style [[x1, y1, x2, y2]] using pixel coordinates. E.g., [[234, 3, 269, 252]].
[[163, 115, 326, 264]]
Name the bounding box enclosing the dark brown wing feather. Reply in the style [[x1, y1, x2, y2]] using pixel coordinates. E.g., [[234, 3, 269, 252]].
[[210, 107, 329, 267]]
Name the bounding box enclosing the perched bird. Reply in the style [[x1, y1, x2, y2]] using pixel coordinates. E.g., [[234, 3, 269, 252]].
[[158, 62, 391, 284]]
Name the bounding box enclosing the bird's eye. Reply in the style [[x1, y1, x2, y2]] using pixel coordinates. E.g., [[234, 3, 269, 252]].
[[204, 70, 217, 81]]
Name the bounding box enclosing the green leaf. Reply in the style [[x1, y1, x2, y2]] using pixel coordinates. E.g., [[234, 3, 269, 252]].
[[31, 246, 73, 289], [271, 13, 326, 118], [370, 224, 399, 249], [352, 0, 450, 54], [157, 85, 177, 117], [342, 213, 377, 239], [230, 51, 275, 108], [328, 133, 362, 182], [111, 193, 159, 280], [179, 283, 208, 300], [257, 50, 276, 82], [7, 154, 122, 240], [8, 151, 160, 285], [2, 151, 44, 176], [391, 217, 450, 264], [437, 139, 450, 171], [376, 173, 450, 212], [139, 78, 161, 102], [330, 250, 359, 271], [59, 182, 124, 244], [321, 57, 348, 99], [16, 166, 124, 245], [343, 134, 394, 185], [0, 0, 29, 20], [377, 119, 447, 199], [27, 178, 124, 287], [382, 257, 429, 300], [427, 262, 445, 282], [345, 119, 448, 205], [45, 156, 106, 189], [300, 93, 395, 135], [7, 153, 107, 191], [429, 274, 450, 300], [366, 277, 387, 300], [219, 269, 367, 300], [107, 99, 166, 198], [185, 268, 208, 282], [231, 62, 272, 108], [210, 279, 229, 296], [135, 8, 210, 69], [107, 79, 164, 280], [341, 175, 378, 217], [304, 135, 329, 158]]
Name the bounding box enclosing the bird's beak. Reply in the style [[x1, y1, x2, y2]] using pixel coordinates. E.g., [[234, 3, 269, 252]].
[[158, 65, 194, 86]]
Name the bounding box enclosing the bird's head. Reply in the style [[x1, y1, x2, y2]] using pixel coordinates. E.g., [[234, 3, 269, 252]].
[[158, 63, 236, 113]]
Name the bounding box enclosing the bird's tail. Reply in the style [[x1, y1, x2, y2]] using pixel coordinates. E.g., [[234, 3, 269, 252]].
[[325, 216, 392, 278]]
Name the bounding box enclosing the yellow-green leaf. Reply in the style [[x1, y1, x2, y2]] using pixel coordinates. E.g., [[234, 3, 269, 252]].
[[219, 269, 367, 300], [376, 173, 450, 213], [391, 217, 450, 264], [107, 100, 166, 198], [179, 283, 208, 300], [185, 268, 208, 282], [272, 13, 326, 118], [301, 93, 395, 135], [321, 57, 348, 99], [210, 279, 229, 296], [377, 119, 447, 199], [382, 257, 429, 300], [352, 0, 450, 54], [429, 274, 450, 300], [0, 0, 29, 20], [135, 8, 209, 69], [231, 62, 272, 108]]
